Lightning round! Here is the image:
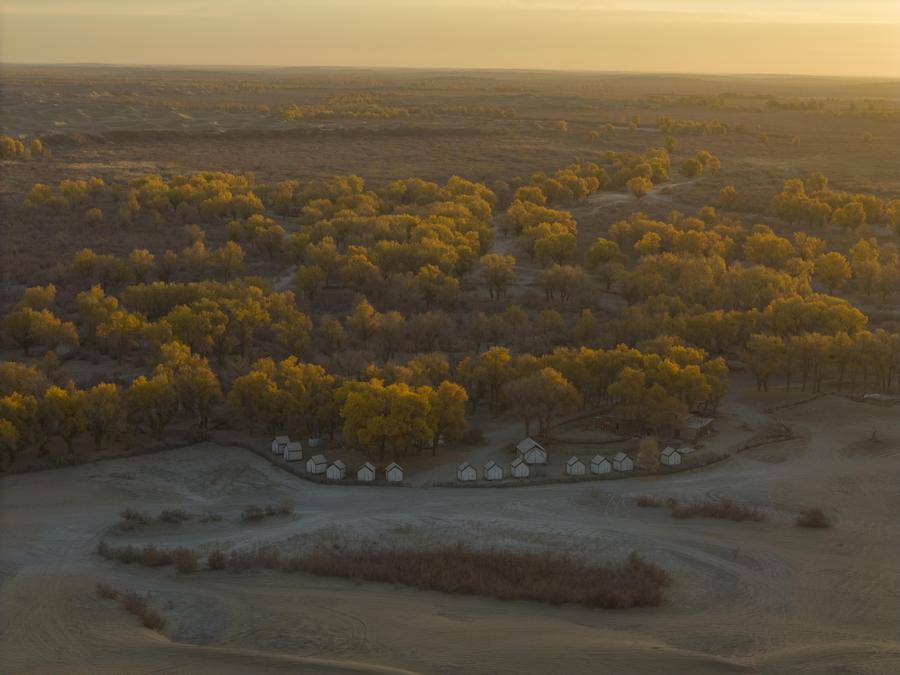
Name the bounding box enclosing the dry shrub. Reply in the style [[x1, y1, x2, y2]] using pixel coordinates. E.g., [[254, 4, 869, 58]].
[[119, 508, 150, 527], [159, 509, 192, 524], [796, 508, 832, 528], [199, 513, 223, 523], [636, 495, 662, 508], [284, 544, 669, 609], [97, 541, 174, 567], [241, 505, 265, 522], [121, 591, 166, 632], [207, 549, 226, 570], [140, 545, 174, 567], [95, 583, 120, 600], [173, 547, 199, 573], [669, 498, 765, 522], [264, 500, 294, 517]]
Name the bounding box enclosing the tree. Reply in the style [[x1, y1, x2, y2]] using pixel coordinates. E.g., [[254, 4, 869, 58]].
[[833, 202, 866, 230], [503, 368, 580, 435], [227, 368, 283, 433], [84, 383, 125, 450], [295, 265, 327, 303], [346, 298, 382, 347], [156, 342, 221, 429], [636, 436, 659, 471], [126, 374, 180, 439], [480, 254, 516, 299], [19, 284, 56, 310], [0, 419, 17, 468], [425, 381, 468, 452], [814, 252, 852, 293], [719, 185, 737, 209], [742, 334, 785, 392], [680, 159, 702, 178], [43, 384, 86, 453], [2, 308, 78, 356], [626, 176, 652, 199], [97, 310, 147, 363]]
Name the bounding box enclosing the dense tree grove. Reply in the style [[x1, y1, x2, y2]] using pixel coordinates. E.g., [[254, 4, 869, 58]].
[[2, 157, 898, 470]]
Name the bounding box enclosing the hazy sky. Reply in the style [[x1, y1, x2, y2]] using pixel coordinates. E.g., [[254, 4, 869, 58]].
[[2, 0, 898, 77]]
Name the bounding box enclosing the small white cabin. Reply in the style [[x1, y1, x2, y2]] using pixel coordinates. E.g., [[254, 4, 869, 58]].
[[306, 454, 327, 474], [590, 455, 611, 474], [457, 462, 477, 482], [566, 456, 586, 476], [357, 461, 376, 482], [326, 460, 346, 480], [510, 456, 530, 478], [516, 437, 547, 465], [272, 435, 290, 455], [613, 451, 634, 472], [283, 441, 303, 461], [483, 460, 504, 481], [308, 436, 322, 449], [660, 446, 682, 467], [385, 462, 404, 483]]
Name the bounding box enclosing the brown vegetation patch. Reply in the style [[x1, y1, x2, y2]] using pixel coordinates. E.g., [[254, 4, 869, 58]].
[[668, 497, 766, 522], [796, 507, 833, 528]]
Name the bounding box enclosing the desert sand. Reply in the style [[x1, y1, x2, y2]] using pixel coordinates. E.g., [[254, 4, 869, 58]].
[[2, 385, 899, 674]]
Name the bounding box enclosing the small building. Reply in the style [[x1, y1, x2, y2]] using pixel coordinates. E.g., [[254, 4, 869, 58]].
[[283, 441, 303, 462], [679, 415, 714, 442], [308, 435, 322, 448], [483, 460, 504, 481], [306, 454, 327, 475], [660, 446, 682, 467], [566, 456, 586, 476], [357, 461, 376, 482], [456, 462, 477, 482], [385, 462, 404, 483], [326, 460, 346, 480], [612, 451, 634, 472], [590, 455, 612, 474], [272, 435, 290, 455], [516, 437, 547, 465], [510, 456, 530, 479]]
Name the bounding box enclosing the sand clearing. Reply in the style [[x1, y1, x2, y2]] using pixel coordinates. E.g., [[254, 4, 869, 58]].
[[1, 389, 899, 674]]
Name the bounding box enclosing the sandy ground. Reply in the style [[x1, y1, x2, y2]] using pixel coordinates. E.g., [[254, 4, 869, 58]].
[[2, 385, 899, 674]]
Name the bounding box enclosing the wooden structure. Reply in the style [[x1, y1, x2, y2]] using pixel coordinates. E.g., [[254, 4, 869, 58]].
[[612, 451, 634, 472], [483, 460, 504, 481], [590, 455, 612, 474], [357, 461, 376, 482], [283, 441, 303, 462], [566, 456, 586, 476], [456, 462, 477, 482], [385, 462, 404, 482], [510, 456, 530, 478], [660, 446, 682, 466], [516, 437, 547, 465], [306, 454, 327, 474], [679, 415, 714, 442], [326, 460, 346, 480]]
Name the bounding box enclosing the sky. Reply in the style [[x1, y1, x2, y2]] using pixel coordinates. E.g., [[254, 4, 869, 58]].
[[1, 0, 898, 77]]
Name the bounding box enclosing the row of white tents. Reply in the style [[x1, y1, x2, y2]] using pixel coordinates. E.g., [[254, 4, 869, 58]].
[[272, 436, 404, 482]]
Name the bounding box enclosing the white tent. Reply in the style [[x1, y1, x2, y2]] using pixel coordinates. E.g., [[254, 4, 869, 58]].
[[306, 454, 327, 474], [590, 455, 611, 474], [660, 446, 682, 467], [483, 460, 504, 481], [283, 441, 303, 461], [566, 456, 586, 476], [385, 462, 404, 482], [457, 462, 477, 482], [613, 451, 634, 472], [326, 460, 346, 480], [516, 437, 547, 465], [272, 435, 290, 455], [510, 456, 530, 478], [357, 461, 376, 482]]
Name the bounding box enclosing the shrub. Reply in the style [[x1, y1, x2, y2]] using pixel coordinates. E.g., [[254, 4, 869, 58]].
[[121, 591, 166, 632], [121, 591, 148, 616], [636, 495, 662, 508], [173, 547, 199, 573], [669, 498, 765, 522], [241, 505, 265, 522], [119, 508, 150, 525], [159, 509, 192, 524], [796, 508, 832, 528], [140, 545, 174, 567], [207, 549, 226, 570], [264, 500, 293, 517], [140, 607, 166, 631], [96, 583, 120, 600]]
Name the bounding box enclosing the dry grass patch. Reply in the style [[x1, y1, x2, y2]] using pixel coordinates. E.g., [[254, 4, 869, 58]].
[[95, 582, 120, 600], [636, 495, 662, 507], [241, 501, 294, 522], [796, 508, 833, 528], [668, 497, 766, 522]]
